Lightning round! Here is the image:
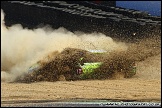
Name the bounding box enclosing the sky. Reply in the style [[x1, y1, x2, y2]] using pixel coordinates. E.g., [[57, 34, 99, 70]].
[[116, 1, 161, 16]]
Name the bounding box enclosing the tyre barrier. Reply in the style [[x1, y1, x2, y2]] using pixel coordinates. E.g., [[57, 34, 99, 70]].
[[1, 1, 161, 42]]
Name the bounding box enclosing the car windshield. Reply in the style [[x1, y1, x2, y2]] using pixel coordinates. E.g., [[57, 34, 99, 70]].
[[1, 1, 161, 107]]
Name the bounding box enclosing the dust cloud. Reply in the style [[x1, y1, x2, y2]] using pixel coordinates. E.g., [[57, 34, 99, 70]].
[[1, 10, 128, 82]]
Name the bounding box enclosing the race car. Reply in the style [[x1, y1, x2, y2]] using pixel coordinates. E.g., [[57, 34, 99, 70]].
[[17, 48, 136, 83]]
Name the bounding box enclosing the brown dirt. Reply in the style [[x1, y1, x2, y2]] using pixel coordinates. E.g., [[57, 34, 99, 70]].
[[1, 54, 161, 102]]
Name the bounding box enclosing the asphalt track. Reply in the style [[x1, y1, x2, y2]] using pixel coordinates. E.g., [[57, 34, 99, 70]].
[[1, 99, 161, 107]]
